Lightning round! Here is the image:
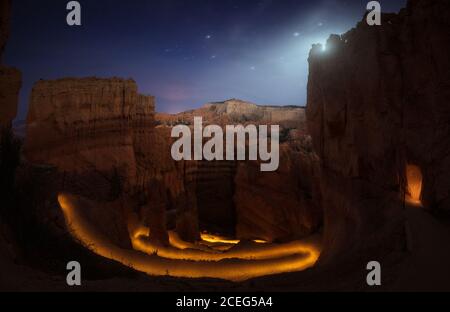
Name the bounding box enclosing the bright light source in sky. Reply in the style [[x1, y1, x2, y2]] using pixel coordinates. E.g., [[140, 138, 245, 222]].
[[6, 0, 408, 117]]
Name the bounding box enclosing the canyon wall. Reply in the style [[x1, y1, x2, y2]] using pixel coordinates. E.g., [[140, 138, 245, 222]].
[[157, 100, 321, 241], [0, 0, 21, 126], [24, 90, 319, 244], [157, 99, 306, 131], [307, 0, 450, 263], [0, 0, 11, 63], [23, 78, 198, 246], [25, 78, 155, 193], [0, 0, 22, 273], [234, 138, 322, 242]]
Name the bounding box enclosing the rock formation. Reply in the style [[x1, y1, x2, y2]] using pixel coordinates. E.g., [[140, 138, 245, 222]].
[[306, 0, 450, 263], [0, 0, 21, 218], [234, 140, 322, 242], [0, 0, 12, 63], [157, 99, 306, 130], [0, 67, 21, 126], [157, 99, 321, 241], [25, 78, 154, 191], [24, 88, 319, 245], [23, 78, 198, 246], [0, 0, 21, 126], [0, 0, 23, 283]]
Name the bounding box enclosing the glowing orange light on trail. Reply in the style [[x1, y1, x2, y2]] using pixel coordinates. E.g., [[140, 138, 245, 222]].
[[200, 233, 240, 245], [58, 193, 321, 281], [406, 164, 423, 206]]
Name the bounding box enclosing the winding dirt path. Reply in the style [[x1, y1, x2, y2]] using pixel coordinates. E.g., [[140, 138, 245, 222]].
[[58, 193, 321, 282]]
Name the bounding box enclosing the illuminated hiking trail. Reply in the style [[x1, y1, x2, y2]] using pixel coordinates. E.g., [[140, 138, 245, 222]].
[[58, 193, 321, 281]]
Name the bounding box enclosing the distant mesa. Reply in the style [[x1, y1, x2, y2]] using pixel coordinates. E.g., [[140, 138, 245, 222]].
[[20, 76, 319, 249], [156, 98, 306, 131]]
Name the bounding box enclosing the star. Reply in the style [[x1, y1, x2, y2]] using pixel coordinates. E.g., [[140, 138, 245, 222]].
[[250, 66, 256, 70], [210, 55, 217, 59], [317, 22, 323, 27], [205, 35, 212, 39], [293, 32, 300, 37]]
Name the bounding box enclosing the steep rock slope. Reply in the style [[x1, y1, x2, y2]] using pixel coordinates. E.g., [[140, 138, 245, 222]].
[[307, 0, 450, 263], [23, 78, 198, 246], [157, 100, 321, 241], [0, 0, 21, 126]]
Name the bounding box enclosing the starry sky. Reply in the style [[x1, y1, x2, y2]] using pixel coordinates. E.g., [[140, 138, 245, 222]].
[[5, 0, 406, 119]]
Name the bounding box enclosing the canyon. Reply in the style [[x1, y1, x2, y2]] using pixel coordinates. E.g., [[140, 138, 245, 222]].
[[20, 80, 323, 281], [23, 84, 320, 245], [0, 0, 449, 291]]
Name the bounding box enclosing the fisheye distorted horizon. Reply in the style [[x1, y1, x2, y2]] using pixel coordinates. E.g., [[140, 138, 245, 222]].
[[5, 0, 406, 118]]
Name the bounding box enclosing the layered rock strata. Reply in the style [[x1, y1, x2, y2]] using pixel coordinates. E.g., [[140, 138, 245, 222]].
[[0, 0, 21, 126], [24, 78, 198, 246], [157, 100, 321, 241], [306, 0, 450, 263]]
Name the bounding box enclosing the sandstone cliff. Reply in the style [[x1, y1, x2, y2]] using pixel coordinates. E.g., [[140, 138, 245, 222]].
[[25, 78, 155, 191], [307, 0, 450, 263], [0, 0, 21, 126], [156, 100, 321, 241], [23, 87, 318, 246], [234, 141, 322, 242], [0, 0, 23, 282], [23, 78, 199, 246], [0, 0, 12, 63], [0, 67, 20, 126], [24, 78, 191, 196], [157, 99, 306, 131]]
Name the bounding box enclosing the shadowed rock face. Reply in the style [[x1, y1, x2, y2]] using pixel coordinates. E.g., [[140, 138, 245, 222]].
[[157, 100, 321, 241], [307, 0, 450, 263], [24, 88, 320, 244], [0, 0, 11, 62], [23, 78, 198, 246], [0, 0, 21, 126], [0, 67, 21, 125], [0, 0, 23, 280], [25, 78, 155, 192]]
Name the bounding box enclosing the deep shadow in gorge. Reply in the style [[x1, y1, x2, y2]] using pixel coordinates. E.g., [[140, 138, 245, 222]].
[[192, 160, 238, 237]]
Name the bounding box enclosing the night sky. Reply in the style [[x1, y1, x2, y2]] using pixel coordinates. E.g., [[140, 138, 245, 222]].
[[5, 0, 406, 119]]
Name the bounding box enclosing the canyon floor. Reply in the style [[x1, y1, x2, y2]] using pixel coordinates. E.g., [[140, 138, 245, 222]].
[[1, 204, 450, 292]]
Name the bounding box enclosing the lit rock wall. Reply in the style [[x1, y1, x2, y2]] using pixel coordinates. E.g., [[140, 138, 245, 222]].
[[25, 78, 154, 191], [156, 101, 321, 242]]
